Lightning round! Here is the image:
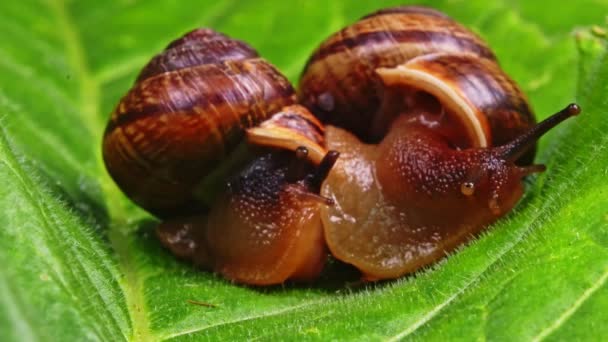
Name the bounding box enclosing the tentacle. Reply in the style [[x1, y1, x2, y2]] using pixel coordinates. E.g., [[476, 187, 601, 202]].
[[497, 103, 581, 161]]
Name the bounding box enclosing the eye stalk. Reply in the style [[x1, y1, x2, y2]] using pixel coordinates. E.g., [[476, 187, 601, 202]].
[[460, 103, 581, 214], [285, 145, 340, 194], [498, 103, 581, 162], [287, 147, 340, 206], [516, 164, 547, 178], [310, 150, 340, 192]]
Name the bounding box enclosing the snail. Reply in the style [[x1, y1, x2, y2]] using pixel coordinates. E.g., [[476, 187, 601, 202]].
[[102, 6, 581, 285], [103, 28, 339, 284], [298, 5, 580, 280]]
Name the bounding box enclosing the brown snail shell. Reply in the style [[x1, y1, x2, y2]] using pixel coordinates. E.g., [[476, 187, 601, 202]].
[[103, 29, 296, 218], [298, 5, 536, 162]]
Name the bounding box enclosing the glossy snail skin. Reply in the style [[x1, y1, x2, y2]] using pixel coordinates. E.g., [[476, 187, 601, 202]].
[[321, 105, 579, 281], [299, 6, 579, 280], [158, 147, 339, 285]]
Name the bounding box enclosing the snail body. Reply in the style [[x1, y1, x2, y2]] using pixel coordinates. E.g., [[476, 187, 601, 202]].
[[103, 6, 581, 285], [155, 103, 339, 285]]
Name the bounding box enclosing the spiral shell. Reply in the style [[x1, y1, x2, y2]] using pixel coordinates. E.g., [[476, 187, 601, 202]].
[[103, 29, 296, 217], [299, 5, 535, 157]]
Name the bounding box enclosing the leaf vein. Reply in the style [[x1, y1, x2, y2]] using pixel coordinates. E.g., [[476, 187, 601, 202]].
[[42, 0, 148, 340], [0, 130, 122, 340], [532, 268, 608, 341], [160, 299, 328, 340]]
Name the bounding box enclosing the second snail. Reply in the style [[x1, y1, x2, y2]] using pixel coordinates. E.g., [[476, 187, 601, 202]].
[[103, 5, 581, 285]]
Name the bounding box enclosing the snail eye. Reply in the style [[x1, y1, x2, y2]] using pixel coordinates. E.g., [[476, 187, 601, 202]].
[[460, 182, 475, 196]]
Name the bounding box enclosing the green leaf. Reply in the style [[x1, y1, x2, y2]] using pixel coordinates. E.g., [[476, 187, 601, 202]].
[[1, 0, 607, 340]]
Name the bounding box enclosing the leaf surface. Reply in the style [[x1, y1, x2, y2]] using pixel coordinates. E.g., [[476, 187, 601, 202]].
[[0, 1, 606, 340]]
